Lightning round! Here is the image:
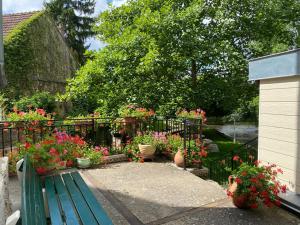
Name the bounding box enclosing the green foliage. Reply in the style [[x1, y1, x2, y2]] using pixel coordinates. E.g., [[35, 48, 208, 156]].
[[132, 133, 156, 145], [80, 146, 103, 165], [14, 92, 56, 113], [45, 0, 96, 63], [65, 0, 299, 117], [4, 12, 44, 98]]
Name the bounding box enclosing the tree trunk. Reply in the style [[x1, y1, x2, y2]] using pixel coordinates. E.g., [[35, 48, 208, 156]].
[[191, 59, 197, 86]]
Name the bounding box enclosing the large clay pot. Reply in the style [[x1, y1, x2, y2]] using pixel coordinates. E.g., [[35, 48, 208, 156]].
[[228, 176, 250, 209], [138, 144, 156, 159], [174, 150, 185, 167]]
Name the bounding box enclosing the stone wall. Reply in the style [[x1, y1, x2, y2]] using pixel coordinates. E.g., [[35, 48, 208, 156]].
[[4, 12, 79, 97]]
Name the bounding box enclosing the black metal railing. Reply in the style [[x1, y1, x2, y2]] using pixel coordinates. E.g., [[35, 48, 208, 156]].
[[204, 137, 258, 186], [0, 117, 202, 157]]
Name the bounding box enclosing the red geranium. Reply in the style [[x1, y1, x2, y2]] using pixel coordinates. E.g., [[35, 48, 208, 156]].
[[229, 162, 287, 209]]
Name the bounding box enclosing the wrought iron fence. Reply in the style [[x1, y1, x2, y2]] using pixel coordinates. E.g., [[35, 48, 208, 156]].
[[0, 117, 202, 158], [204, 137, 258, 186]]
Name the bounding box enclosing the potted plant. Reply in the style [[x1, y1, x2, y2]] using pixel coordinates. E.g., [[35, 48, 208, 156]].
[[227, 158, 287, 209], [135, 133, 156, 159], [124, 132, 157, 161], [174, 139, 208, 168], [77, 146, 103, 168]]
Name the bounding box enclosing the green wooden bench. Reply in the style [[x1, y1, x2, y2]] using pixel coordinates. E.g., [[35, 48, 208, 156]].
[[21, 155, 114, 225]]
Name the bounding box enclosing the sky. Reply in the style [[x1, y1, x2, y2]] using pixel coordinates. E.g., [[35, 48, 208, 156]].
[[2, 0, 127, 50]]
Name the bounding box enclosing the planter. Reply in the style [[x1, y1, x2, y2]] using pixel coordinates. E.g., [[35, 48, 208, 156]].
[[174, 150, 185, 167], [138, 144, 156, 159], [228, 176, 251, 209], [77, 158, 91, 169]]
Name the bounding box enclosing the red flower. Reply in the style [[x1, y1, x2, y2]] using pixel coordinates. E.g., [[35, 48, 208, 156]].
[[139, 158, 144, 163], [3, 122, 9, 127], [250, 203, 258, 209], [59, 161, 65, 167], [66, 160, 73, 167], [200, 150, 207, 157], [128, 158, 133, 162], [250, 177, 258, 184], [36, 108, 46, 116], [241, 171, 247, 176], [235, 177, 243, 184], [36, 167, 47, 175], [233, 155, 239, 161], [249, 186, 257, 192], [281, 185, 287, 193], [47, 121, 53, 126], [49, 148, 59, 156], [261, 190, 269, 198], [24, 142, 31, 149], [257, 173, 265, 180]]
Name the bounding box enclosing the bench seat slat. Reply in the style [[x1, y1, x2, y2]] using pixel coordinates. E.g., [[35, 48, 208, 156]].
[[22, 155, 47, 225], [53, 175, 80, 225], [62, 173, 99, 225], [33, 169, 47, 225], [71, 172, 114, 225], [45, 177, 64, 225]]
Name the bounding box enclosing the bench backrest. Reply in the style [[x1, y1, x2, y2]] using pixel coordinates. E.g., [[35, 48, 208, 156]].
[[21, 155, 47, 225]]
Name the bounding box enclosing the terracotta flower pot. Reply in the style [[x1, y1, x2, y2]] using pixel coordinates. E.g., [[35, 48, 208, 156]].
[[174, 150, 185, 167], [138, 144, 156, 159], [228, 176, 250, 209]]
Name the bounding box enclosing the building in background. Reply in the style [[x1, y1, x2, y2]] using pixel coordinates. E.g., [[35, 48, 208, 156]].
[[3, 11, 79, 98]]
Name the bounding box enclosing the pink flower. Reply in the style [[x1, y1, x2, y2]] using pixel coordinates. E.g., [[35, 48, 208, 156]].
[[233, 155, 239, 161], [36, 108, 46, 116], [102, 150, 109, 156], [63, 149, 68, 155], [95, 146, 101, 152]]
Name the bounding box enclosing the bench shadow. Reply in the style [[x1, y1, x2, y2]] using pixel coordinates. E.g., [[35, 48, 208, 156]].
[[89, 186, 300, 225]]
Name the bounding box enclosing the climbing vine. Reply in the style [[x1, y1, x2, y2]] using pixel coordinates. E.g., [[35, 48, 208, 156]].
[[4, 11, 44, 97]]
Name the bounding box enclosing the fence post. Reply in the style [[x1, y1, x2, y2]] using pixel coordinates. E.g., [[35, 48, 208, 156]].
[[183, 119, 187, 170], [231, 149, 234, 171], [92, 117, 96, 143]]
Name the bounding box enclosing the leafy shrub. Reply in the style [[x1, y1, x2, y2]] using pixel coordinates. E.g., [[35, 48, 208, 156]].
[[14, 92, 56, 113]]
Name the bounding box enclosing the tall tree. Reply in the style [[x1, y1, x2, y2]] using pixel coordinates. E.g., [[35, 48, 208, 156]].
[[64, 0, 300, 116], [45, 0, 96, 63]]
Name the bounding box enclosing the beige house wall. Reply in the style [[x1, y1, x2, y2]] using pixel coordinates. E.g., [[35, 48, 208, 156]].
[[258, 76, 300, 192]]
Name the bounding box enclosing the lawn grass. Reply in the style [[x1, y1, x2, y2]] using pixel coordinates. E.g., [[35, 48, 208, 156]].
[[203, 128, 242, 160]]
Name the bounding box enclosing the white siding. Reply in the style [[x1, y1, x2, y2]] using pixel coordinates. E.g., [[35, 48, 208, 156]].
[[259, 76, 300, 192]]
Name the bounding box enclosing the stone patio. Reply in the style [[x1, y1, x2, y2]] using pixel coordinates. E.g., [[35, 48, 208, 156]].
[[80, 162, 300, 225], [7, 161, 300, 225]]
